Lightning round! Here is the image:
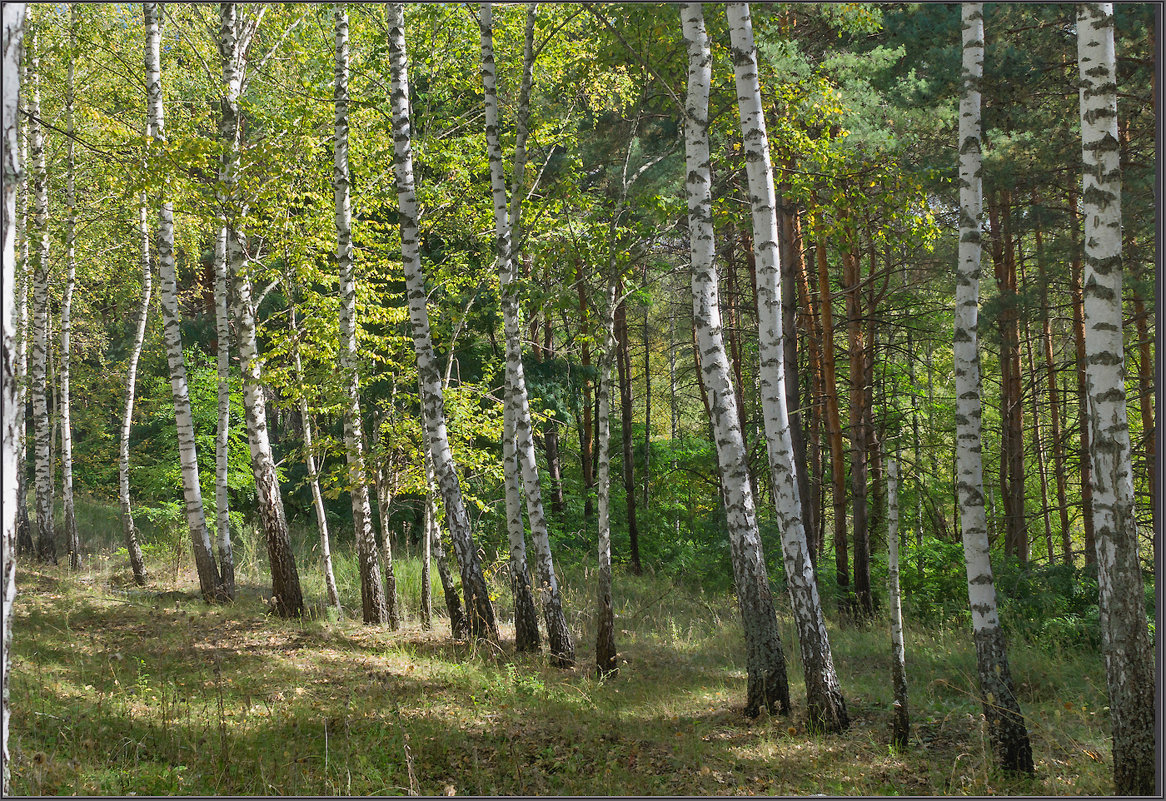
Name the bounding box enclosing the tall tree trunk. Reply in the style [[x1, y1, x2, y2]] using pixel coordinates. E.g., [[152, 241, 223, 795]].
[[886, 454, 909, 749], [683, 2, 789, 718], [374, 463, 400, 629], [481, 2, 574, 664], [727, 0, 847, 732], [542, 315, 566, 520], [14, 109, 31, 557], [953, 4, 1033, 773], [118, 194, 151, 587], [1033, 198, 1073, 563], [503, 392, 541, 651], [231, 263, 304, 618], [615, 293, 641, 574], [791, 210, 824, 560], [387, 1, 497, 640], [145, 2, 224, 602], [641, 296, 651, 510], [60, 9, 79, 569], [577, 260, 595, 522], [335, 4, 389, 625], [424, 443, 468, 639], [27, 27, 53, 565], [3, 6, 28, 794], [1016, 253, 1053, 563], [595, 278, 619, 678], [1069, 191, 1097, 565], [1076, 6, 1155, 792], [844, 248, 871, 617], [813, 213, 848, 595]]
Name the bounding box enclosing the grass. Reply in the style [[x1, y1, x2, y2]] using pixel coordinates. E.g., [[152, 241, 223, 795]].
[[7, 499, 1115, 795]]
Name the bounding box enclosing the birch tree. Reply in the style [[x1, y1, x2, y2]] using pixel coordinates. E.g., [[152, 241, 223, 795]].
[[886, 455, 908, 749], [60, 7, 79, 569], [952, 3, 1032, 772], [2, 6, 28, 793], [14, 80, 31, 557], [145, 1, 225, 603], [27, 25, 53, 565], [726, 0, 847, 732], [387, 1, 497, 640], [481, 0, 574, 666], [117, 194, 151, 587], [1076, 4, 1155, 793], [594, 277, 619, 677], [335, 3, 390, 625], [681, 2, 789, 718], [424, 443, 469, 640]]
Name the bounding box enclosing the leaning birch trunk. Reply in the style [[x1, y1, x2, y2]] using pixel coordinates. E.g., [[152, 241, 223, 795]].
[[334, 4, 389, 625], [594, 280, 619, 678], [1076, 5, 1155, 793], [424, 443, 469, 639], [387, 1, 497, 640], [481, 0, 573, 665], [14, 93, 31, 557], [289, 304, 341, 612], [27, 27, 54, 565], [60, 10, 79, 569], [726, 0, 846, 732], [886, 455, 909, 749], [231, 265, 304, 617], [952, 3, 1033, 773], [682, 1, 790, 718], [144, 1, 224, 602], [117, 194, 151, 586], [3, 7, 28, 794]]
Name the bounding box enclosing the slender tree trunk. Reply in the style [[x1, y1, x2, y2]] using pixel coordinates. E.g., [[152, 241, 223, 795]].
[[844, 248, 871, 617], [542, 314, 566, 519], [728, 0, 846, 731], [791, 211, 824, 561], [3, 7, 29, 794], [421, 485, 433, 630], [374, 463, 400, 629], [953, 5, 1033, 773], [595, 278, 619, 678], [232, 264, 304, 618], [388, 1, 497, 640], [683, 2, 789, 718], [577, 261, 595, 522], [813, 213, 848, 595], [145, 2, 224, 602], [1076, 7, 1155, 792], [481, 2, 574, 664], [335, 5, 389, 624], [60, 9, 79, 569], [14, 110, 31, 558], [1033, 199, 1073, 563], [886, 455, 909, 749], [642, 297, 651, 510], [27, 28, 53, 565], [1017, 252, 1054, 563], [424, 445, 468, 639], [1069, 191, 1097, 565], [503, 394, 540, 651], [615, 293, 642, 574], [118, 195, 151, 586]]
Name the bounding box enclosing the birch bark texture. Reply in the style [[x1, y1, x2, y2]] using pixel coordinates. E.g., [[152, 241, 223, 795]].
[[726, 0, 847, 733], [480, 0, 574, 666], [386, 1, 497, 641], [117, 194, 151, 586], [594, 278, 619, 678], [1075, 5, 1155, 794], [952, 3, 1032, 773], [14, 108, 31, 557], [334, 3, 390, 625], [145, 1, 225, 603], [60, 9, 79, 569], [886, 456, 909, 749], [681, 1, 789, 718], [2, 6, 28, 794], [27, 26, 54, 564], [424, 444, 469, 639]]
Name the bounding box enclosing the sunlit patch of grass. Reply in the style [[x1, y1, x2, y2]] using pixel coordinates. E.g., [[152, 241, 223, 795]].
[[7, 540, 1117, 796]]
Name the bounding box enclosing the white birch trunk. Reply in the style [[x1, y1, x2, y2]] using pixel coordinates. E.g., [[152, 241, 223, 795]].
[[481, 1, 574, 665], [424, 441, 468, 639], [503, 392, 541, 651], [27, 26, 53, 564], [14, 63, 31, 557], [374, 462, 400, 629], [953, 3, 1032, 772], [2, 7, 28, 793], [144, 1, 225, 602], [726, 1, 846, 732], [231, 263, 304, 617], [118, 193, 151, 586], [334, 3, 388, 625], [1076, 5, 1155, 793], [886, 455, 909, 748], [594, 279, 619, 677], [60, 8, 79, 569], [681, 1, 789, 718], [387, 1, 497, 640]]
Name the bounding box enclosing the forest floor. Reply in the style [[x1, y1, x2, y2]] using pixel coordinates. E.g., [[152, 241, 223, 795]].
[[8, 556, 1113, 796]]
